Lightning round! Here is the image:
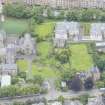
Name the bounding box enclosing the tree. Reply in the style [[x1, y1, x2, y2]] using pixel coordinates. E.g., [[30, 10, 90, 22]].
[[4, 4, 25, 18], [71, 76, 83, 91], [33, 75, 44, 85], [56, 11, 65, 19], [31, 6, 44, 24], [13, 101, 25, 105], [101, 72, 105, 80], [55, 49, 71, 64], [66, 10, 78, 21], [11, 76, 19, 85], [96, 81, 105, 88], [47, 7, 54, 19], [61, 70, 76, 82], [25, 99, 33, 105], [96, 59, 105, 72], [84, 77, 94, 90], [18, 71, 26, 79], [80, 9, 101, 21], [79, 94, 89, 105], [58, 96, 65, 104]]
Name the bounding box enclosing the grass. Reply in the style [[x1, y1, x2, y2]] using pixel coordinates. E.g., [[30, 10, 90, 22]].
[[17, 60, 28, 72], [81, 22, 91, 36], [17, 41, 59, 78], [0, 17, 28, 35], [35, 21, 55, 39], [70, 44, 93, 71], [17, 43, 93, 78], [37, 41, 53, 58], [17, 60, 59, 78]]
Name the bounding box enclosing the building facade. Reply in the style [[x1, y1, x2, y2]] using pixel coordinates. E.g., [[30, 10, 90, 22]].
[[1, 0, 105, 9]]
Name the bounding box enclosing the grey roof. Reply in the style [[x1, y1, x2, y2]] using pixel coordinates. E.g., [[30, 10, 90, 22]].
[[64, 100, 83, 105], [90, 23, 105, 36], [55, 21, 80, 39], [1, 64, 17, 71], [90, 66, 99, 73], [96, 42, 105, 47], [32, 103, 44, 105]]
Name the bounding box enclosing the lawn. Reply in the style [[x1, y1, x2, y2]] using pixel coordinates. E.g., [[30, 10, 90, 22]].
[[81, 22, 91, 36], [0, 17, 28, 35], [37, 41, 53, 58], [17, 41, 59, 78], [17, 60, 58, 78], [35, 21, 55, 39], [70, 44, 93, 71]]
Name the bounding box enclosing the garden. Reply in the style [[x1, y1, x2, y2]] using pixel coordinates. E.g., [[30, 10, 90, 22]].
[[2, 4, 102, 93], [0, 17, 28, 35], [70, 44, 93, 71]]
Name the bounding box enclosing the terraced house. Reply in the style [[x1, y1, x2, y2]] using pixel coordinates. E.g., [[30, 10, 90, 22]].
[[1, 0, 105, 9]]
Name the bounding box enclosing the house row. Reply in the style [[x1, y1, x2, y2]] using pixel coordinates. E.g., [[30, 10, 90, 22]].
[[54, 22, 105, 47], [1, 0, 105, 9], [54, 21, 80, 47], [90, 23, 105, 41]]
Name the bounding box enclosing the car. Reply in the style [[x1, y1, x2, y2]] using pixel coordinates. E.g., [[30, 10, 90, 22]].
[[99, 88, 105, 92]]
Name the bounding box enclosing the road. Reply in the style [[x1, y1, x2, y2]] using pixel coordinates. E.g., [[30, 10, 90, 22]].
[[0, 85, 102, 104], [0, 79, 102, 104]]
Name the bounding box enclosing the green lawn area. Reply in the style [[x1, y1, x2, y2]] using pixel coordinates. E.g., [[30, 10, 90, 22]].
[[37, 41, 53, 58], [70, 44, 93, 71], [81, 22, 91, 36], [0, 17, 28, 35], [17, 41, 59, 78], [17, 60, 58, 78], [35, 22, 55, 39]]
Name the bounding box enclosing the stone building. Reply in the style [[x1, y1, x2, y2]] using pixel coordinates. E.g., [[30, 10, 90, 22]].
[[0, 30, 6, 48], [54, 21, 80, 47], [19, 33, 36, 55], [96, 41, 105, 52], [54, 22, 68, 48], [90, 23, 105, 41], [90, 66, 100, 81], [2, 0, 105, 9], [0, 64, 17, 75], [87, 96, 104, 105]]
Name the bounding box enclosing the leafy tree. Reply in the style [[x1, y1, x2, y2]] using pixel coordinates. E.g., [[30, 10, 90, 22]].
[[79, 94, 89, 105], [96, 59, 105, 72], [81, 9, 101, 21], [66, 10, 78, 21], [61, 70, 76, 82], [56, 11, 65, 19], [55, 49, 71, 64], [71, 76, 83, 91], [47, 7, 54, 19], [101, 72, 105, 80], [96, 81, 105, 88], [13, 101, 25, 105], [11, 76, 19, 85], [84, 77, 94, 90], [25, 99, 33, 105], [33, 75, 44, 85], [18, 71, 26, 79], [58, 96, 65, 104]]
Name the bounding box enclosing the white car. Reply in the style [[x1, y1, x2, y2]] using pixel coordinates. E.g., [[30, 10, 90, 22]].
[[100, 88, 105, 92]]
